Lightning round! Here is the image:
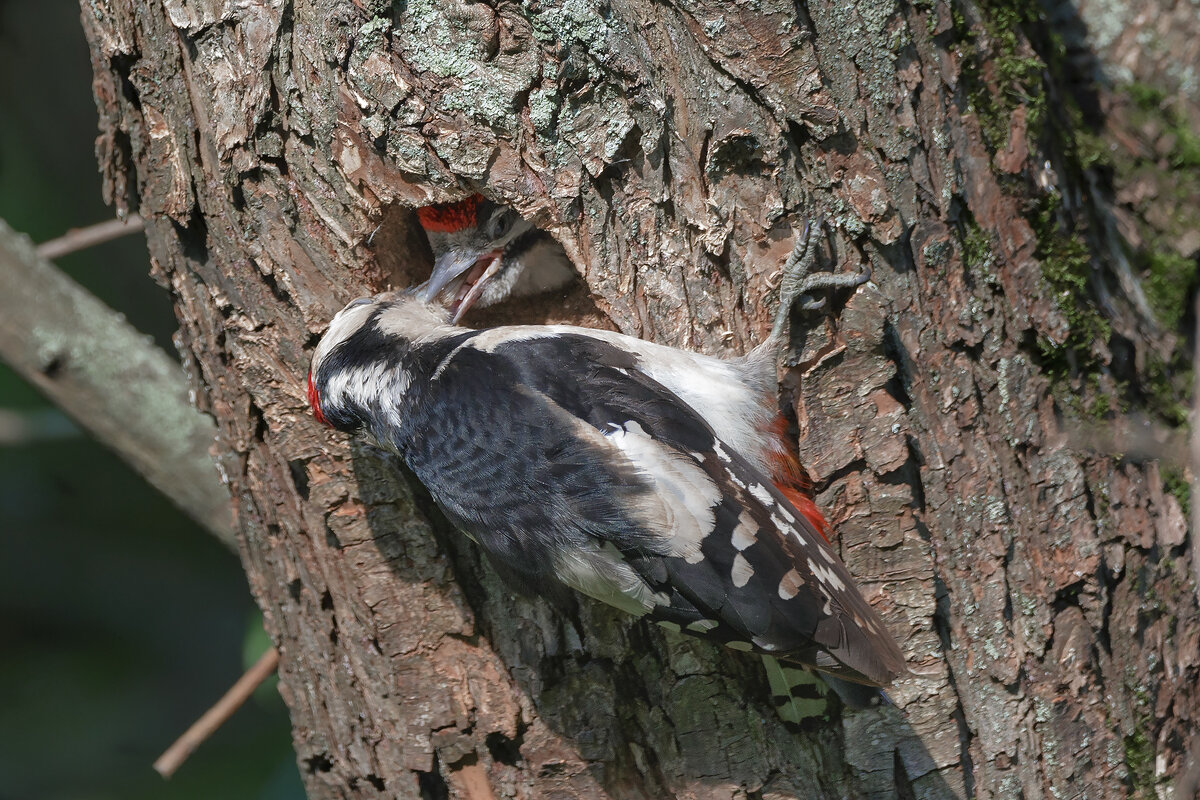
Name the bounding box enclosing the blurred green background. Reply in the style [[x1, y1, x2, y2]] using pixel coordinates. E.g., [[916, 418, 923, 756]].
[[0, 3, 301, 798]]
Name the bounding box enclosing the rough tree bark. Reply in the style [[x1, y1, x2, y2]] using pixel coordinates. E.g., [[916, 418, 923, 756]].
[[80, 0, 1197, 798]]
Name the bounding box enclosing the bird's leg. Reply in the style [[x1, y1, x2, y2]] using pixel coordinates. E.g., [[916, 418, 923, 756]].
[[769, 220, 872, 340]]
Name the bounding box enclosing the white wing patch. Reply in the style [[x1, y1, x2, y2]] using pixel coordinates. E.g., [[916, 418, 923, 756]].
[[479, 325, 778, 474], [605, 420, 719, 564]]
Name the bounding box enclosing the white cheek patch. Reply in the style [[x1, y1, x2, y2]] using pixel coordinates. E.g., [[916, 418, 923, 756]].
[[314, 302, 379, 366], [324, 362, 411, 428], [605, 420, 720, 564]]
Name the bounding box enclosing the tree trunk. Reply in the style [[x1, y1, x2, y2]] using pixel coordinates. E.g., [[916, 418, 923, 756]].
[[80, 0, 1197, 797]]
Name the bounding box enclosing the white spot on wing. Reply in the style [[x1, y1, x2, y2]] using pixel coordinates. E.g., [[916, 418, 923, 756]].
[[808, 558, 846, 591], [778, 568, 804, 599], [731, 510, 757, 551], [748, 483, 773, 506], [770, 513, 796, 539], [725, 468, 746, 490], [731, 553, 755, 588]]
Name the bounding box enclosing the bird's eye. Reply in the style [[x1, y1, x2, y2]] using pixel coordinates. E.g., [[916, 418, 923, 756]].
[[488, 212, 513, 241]]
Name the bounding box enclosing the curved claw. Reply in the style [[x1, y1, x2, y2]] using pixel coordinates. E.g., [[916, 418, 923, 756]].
[[770, 220, 871, 340]]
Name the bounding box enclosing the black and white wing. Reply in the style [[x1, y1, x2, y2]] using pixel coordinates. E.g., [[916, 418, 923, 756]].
[[393, 329, 907, 687]]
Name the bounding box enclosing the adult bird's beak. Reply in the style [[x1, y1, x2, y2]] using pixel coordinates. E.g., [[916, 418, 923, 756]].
[[419, 249, 504, 323], [418, 251, 476, 304]]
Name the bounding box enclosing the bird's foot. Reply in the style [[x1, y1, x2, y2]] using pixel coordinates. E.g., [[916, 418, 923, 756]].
[[770, 220, 871, 339]]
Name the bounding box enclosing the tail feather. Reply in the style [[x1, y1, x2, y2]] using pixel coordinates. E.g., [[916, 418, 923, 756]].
[[762, 657, 890, 728], [762, 656, 830, 727]]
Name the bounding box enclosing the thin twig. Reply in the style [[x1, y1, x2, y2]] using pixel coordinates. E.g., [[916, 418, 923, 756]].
[[36, 214, 145, 260], [154, 646, 281, 779]]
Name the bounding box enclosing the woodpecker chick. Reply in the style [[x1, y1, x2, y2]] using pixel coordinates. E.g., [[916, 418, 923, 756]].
[[307, 273, 903, 693], [416, 195, 575, 322]]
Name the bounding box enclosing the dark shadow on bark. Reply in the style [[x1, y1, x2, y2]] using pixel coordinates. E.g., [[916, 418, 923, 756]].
[[352, 444, 962, 799]]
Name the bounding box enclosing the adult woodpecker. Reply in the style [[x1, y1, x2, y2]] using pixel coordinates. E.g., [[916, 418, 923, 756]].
[[307, 224, 906, 711], [416, 194, 576, 322]]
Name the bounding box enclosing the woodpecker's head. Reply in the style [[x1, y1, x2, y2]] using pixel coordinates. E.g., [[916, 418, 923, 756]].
[[307, 292, 454, 434], [416, 195, 575, 321]]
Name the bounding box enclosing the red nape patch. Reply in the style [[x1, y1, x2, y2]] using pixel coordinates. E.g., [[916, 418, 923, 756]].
[[307, 371, 330, 427], [416, 194, 482, 233], [766, 414, 832, 542]]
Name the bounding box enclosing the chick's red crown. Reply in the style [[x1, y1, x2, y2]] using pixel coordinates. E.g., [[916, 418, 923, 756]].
[[416, 194, 482, 233]]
